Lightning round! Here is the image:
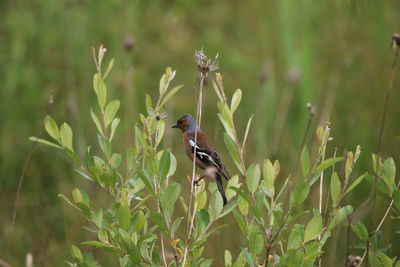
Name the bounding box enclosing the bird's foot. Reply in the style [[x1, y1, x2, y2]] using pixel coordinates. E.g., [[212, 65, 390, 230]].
[[193, 175, 205, 187]]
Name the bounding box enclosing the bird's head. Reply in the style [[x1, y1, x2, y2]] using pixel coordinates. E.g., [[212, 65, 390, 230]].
[[172, 114, 197, 133]]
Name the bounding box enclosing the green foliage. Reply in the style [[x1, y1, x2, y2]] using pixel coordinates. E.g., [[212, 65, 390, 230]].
[[32, 47, 400, 267]]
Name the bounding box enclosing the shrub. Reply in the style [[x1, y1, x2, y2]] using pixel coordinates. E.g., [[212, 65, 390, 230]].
[[31, 46, 400, 267]]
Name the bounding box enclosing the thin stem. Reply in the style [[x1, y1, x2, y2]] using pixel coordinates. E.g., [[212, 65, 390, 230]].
[[345, 218, 352, 267], [365, 44, 400, 267], [5, 99, 53, 257], [357, 180, 400, 267], [376, 46, 400, 154], [294, 111, 313, 177], [182, 73, 205, 266]]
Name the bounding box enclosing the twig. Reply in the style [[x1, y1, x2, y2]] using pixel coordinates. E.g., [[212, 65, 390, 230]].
[[294, 103, 315, 178]]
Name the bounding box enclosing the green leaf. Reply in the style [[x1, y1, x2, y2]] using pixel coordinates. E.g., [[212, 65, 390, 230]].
[[82, 240, 111, 248], [109, 118, 120, 141], [90, 108, 104, 137], [60, 122, 74, 151], [138, 170, 156, 197], [155, 120, 165, 147], [226, 175, 239, 201], [301, 147, 310, 178], [225, 250, 232, 267], [345, 151, 354, 180], [329, 205, 353, 230], [110, 153, 122, 169], [159, 84, 183, 107], [44, 115, 60, 140], [315, 157, 344, 173], [98, 229, 108, 243], [242, 114, 254, 149], [246, 163, 261, 194], [263, 159, 279, 197], [161, 182, 181, 219], [58, 194, 78, 209], [199, 259, 213, 267], [291, 182, 310, 205], [70, 245, 83, 263], [350, 221, 368, 242], [232, 251, 246, 267], [150, 212, 167, 232], [249, 231, 263, 256], [218, 113, 236, 142], [158, 150, 171, 183], [209, 190, 224, 221], [378, 252, 393, 267], [219, 198, 239, 218], [304, 210, 322, 243], [232, 210, 248, 236], [230, 89, 242, 113], [223, 133, 244, 174], [168, 153, 177, 177], [118, 205, 131, 230], [73, 169, 93, 181], [379, 157, 396, 192], [98, 134, 111, 159], [287, 224, 305, 249], [133, 210, 145, 232], [29, 136, 62, 149], [91, 209, 103, 228], [93, 74, 107, 111], [104, 100, 120, 127], [330, 172, 341, 206], [344, 172, 368, 195], [242, 248, 255, 267]]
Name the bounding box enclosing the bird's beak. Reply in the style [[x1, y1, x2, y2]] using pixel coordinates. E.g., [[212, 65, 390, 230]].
[[171, 123, 179, 128]]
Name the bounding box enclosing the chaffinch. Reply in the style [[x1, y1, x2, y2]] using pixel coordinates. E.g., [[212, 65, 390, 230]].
[[172, 114, 231, 205]]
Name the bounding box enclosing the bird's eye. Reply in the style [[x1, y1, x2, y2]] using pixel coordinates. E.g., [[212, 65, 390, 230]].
[[177, 120, 181, 124]]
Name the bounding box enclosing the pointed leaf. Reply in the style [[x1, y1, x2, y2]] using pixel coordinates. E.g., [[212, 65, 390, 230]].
[[104, 100, 120, 126], [316, 157, 344, 173], [330, 172, 341, 206], [345, 172, 368, 195], [44, 115, 60, 140], [29, 136, 62, 149], [230, 89, 242, 113], [304, 210, 322, 242], [301, 147, 310, 178], [246, 163, 261, 194], [160, 85, 183, 107]]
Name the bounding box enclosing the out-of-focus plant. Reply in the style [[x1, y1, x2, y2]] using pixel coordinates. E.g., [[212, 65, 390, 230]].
[[212, 73, 400, 267], [30, 46, 400, 267]]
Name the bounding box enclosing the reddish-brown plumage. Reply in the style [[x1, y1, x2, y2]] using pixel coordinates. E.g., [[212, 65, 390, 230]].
[[183, 131, 214, 170], [173, 114, 230, 205]]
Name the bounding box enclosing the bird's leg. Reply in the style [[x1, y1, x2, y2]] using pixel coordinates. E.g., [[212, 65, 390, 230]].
[[194, 175, 205, 186]]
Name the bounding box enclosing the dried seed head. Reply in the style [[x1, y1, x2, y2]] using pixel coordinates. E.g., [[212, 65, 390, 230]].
[[155, 112, 167, 121], [346, 255, 362, 267], [194, 49, 219, 77], [391, 33, 400, 50], [306, 102, 316, 116], [123, 34, 135, 52], [287, 67, 302, 86]]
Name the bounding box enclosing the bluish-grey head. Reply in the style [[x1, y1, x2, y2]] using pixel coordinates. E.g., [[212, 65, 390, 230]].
[[172, 114, 199, 133]]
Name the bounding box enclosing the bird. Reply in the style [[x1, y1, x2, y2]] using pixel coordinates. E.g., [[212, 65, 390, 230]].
[[172, 114, 231, 205]]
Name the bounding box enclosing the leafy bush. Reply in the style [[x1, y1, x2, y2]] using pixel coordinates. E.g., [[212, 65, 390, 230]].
[[31, 46, 400, 266]]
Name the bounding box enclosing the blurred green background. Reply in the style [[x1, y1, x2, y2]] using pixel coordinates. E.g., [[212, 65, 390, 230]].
[[1, 0, 400, 266]]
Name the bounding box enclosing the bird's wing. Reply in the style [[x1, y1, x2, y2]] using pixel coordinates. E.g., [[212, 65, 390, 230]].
[[188, 135, 231, 180]]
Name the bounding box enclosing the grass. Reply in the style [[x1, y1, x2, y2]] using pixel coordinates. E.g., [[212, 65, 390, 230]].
[[1, 0, 400, 266]]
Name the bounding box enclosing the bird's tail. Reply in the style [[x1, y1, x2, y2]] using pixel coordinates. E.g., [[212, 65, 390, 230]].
[[216, 173, 228, 206]]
